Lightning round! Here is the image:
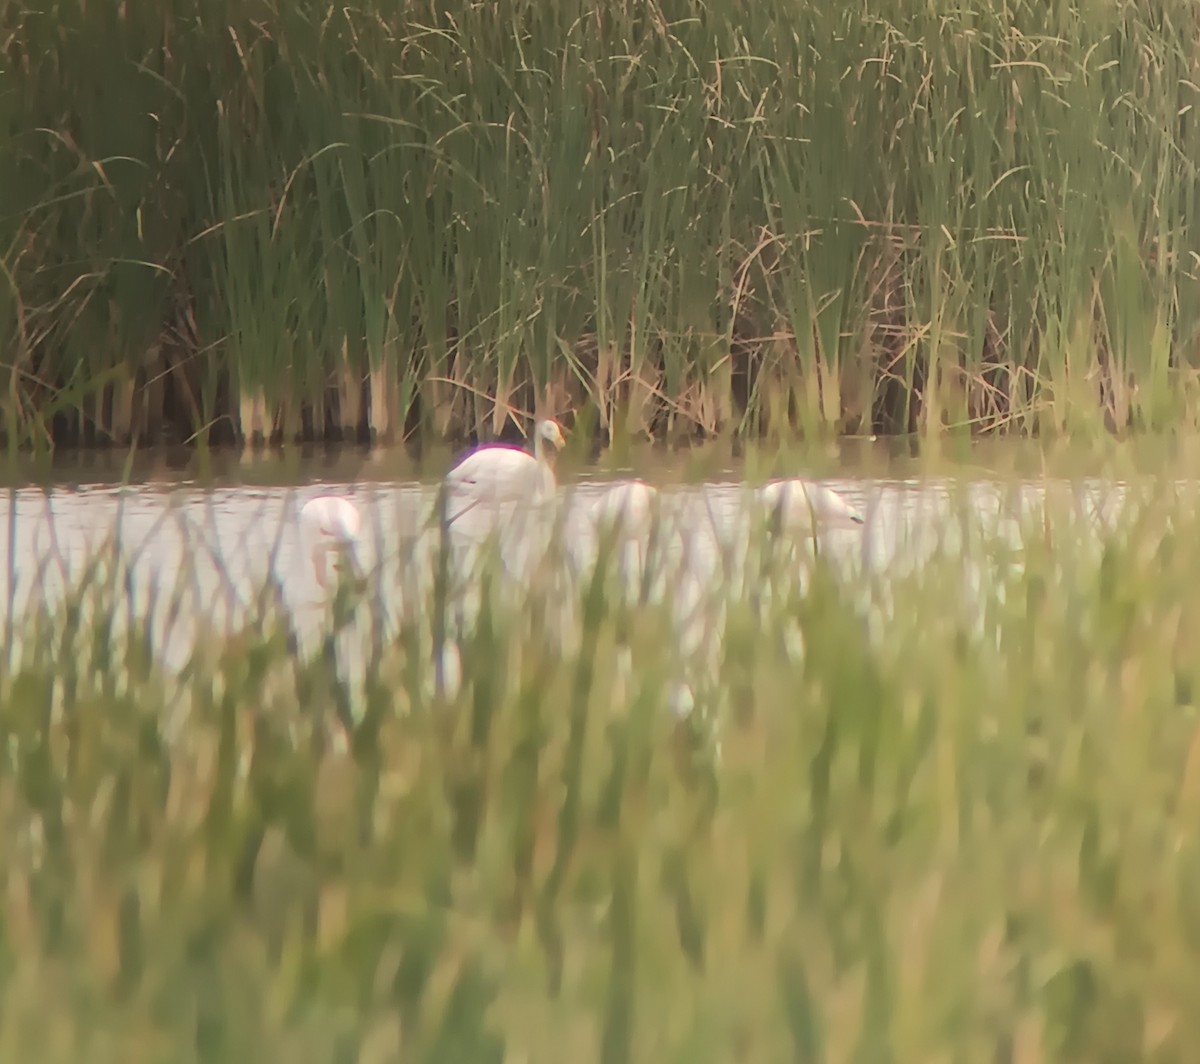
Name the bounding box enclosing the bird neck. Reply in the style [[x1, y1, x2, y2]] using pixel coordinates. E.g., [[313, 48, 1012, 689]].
[[533, 434, 557, 469], [312, 544, 329, 589]]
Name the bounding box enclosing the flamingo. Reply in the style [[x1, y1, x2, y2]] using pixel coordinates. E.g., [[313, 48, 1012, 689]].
[[298, 495, 363, 589], [430, 418, 569, 679], [586, 480, 659, 540], [441, 418, 567, 528], [435, 416, 569, 597], [582, 480, 662, 602], [755, 478, 865, 531]]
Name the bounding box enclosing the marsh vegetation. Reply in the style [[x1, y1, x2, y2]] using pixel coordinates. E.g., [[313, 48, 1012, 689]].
[[4, 0, 1200, 448], [1, 458, 1199, 1060]]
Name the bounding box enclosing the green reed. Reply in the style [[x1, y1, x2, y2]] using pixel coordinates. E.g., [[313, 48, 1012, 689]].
[[1, 477, 1200, 1058], [3, 0, 1200, 448]]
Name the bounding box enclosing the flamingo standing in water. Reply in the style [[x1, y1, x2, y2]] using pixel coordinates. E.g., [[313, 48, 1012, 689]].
[[662, 475, 866, 718], [298, 495, 363, 589], [440, 418, 567, 527], [755, 478, 865, 531], [585, 480, 660, 543], [299, 494, 464, 700], [433, 417, 570, 690], [749, 477, 865, 665], [435, 416, 569, 592], [581, 479, 662, 603]]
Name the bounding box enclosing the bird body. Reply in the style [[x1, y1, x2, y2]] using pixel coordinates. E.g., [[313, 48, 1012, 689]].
[[442, 419, 566, 519], [298, 495, 363, 588], [581, 479, 662, 603], [443, 444, 554, 511], [755, 478, 864, 531], [438, 418, 568, 619], [586, 479, 659, 539]]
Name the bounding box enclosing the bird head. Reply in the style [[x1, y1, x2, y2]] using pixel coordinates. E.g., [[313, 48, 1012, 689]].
[[300, 497, 365, 590], [536, 418, 567, 451]]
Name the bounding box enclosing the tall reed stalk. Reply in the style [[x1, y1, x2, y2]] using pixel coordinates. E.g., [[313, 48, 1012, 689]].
[[2, 0, 1199, 448]]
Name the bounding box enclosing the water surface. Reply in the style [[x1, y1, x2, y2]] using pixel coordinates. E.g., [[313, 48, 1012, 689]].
[[0, 439, 1187, 674]]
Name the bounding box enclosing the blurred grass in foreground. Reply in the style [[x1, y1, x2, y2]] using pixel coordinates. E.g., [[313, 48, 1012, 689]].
[[1, 481, 1200, 1061]]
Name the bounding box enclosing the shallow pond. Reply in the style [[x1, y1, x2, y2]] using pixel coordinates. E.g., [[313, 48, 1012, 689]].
[[0, 437, 1190, 675]]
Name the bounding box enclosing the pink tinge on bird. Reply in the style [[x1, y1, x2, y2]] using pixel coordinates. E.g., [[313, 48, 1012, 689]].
[[440, 418, 566, 527], [299, 495, 363, 589]]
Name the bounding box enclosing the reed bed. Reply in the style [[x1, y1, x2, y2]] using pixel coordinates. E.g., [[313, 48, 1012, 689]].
[[4, 0, 1200, 448], [1, 477, 1199, 1060]]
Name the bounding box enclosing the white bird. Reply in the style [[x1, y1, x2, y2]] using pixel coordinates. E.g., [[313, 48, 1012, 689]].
[[582, 480, 661, 602], [726, 479, 859, 615], [441, 418, 567, 528], [755, 478, 865, 531], [298, 495, 363, 589], [586, 480, 659, 538], [436, 417, 569, 612]]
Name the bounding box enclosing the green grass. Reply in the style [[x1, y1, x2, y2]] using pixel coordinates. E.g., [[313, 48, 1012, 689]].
[[2, 0, 1200, 449], [1, 477, 1200, 1059]]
